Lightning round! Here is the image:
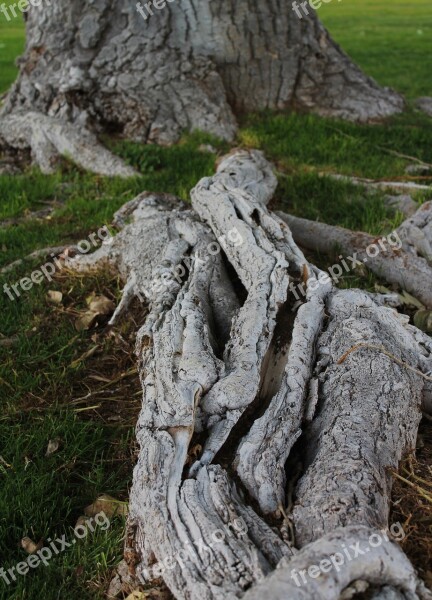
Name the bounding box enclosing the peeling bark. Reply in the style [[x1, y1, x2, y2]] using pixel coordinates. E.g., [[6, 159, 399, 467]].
[[69, 150, 431, 600]]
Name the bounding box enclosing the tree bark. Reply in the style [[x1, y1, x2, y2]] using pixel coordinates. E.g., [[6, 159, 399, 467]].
[[278, 204, 432, 309], [69, 150, 432, 600], [0, 0, 404, 173]]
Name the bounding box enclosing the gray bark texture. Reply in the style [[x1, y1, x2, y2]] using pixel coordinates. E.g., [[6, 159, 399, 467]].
[[279, 204, 432, 309], [0, 0, 404, 173], [69, 150, 432, 600]]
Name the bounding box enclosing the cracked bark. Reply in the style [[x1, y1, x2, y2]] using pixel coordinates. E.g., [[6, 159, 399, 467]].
[[0, 0, 404, 174], [69, 150, 432, 600]]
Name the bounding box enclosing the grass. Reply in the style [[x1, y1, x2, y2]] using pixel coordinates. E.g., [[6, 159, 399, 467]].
[[0, 412, 129, 599], [0, 268, 141, 600], [239, 110, 432, 179], [0, 1, 432, 598], [0, 0, 25, 94], [319, 0, 432, 99]]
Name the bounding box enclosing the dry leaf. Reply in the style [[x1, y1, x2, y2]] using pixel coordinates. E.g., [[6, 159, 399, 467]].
[[125, 592, 146, 600], [75, 311, 99, 331], [45, 438, 61, 457], [75, 515, 89, 529], [84, 494, 128, 518], [74, 515, 99, 533], [47, 290, 63, 304], [75, 295, 115, 331], [88, 295, 115, 315], [21, 537, 42, 554]]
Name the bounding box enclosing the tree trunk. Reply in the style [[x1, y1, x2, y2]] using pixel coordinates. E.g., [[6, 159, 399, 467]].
[[0, 0, 404, 173], [70, 150, 432, 600]]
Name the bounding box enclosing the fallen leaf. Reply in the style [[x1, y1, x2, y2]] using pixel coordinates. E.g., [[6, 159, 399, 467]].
[[125, 592, 146, 600], [75, 516, 88, 529], [45, 438, 61, 457], [87, 295, 115, 315], [75, 311, 99, 331], [75, 295, 115, 331], [74, 515, 99, 533], [47, 290, 63, 304], [84, 494, 128, 518], [21, 537, 42, 554]]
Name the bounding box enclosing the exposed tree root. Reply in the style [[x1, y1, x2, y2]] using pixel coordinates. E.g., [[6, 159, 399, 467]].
[[67, 150, 431, 600], [0, 112, 137, 177], [278, 208, 432, 309], [0, 245, 75, 275], [323, 173, 431, 193], [242, 527, 432, 600]]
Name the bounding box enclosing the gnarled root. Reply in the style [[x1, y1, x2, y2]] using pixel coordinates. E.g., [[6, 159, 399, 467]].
[[67, 150, 431, 600]]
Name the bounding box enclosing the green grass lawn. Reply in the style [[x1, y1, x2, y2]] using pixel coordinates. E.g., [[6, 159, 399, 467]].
[[320, 0, 432, 98], [0, 0, 25, 94], [0, 2, 431, 599]]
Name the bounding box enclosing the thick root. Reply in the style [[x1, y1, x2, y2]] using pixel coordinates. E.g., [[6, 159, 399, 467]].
[[65, 151, 431, 600], [0, 111, 137, 177]]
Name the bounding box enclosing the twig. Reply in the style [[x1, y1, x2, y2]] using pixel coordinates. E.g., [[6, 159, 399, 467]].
[[376, 146, 432, 168], [0, 245, 77, 274], [402, 467, 432, 490], [390, 470, 432, 504], [337, 343, 432, 382]]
